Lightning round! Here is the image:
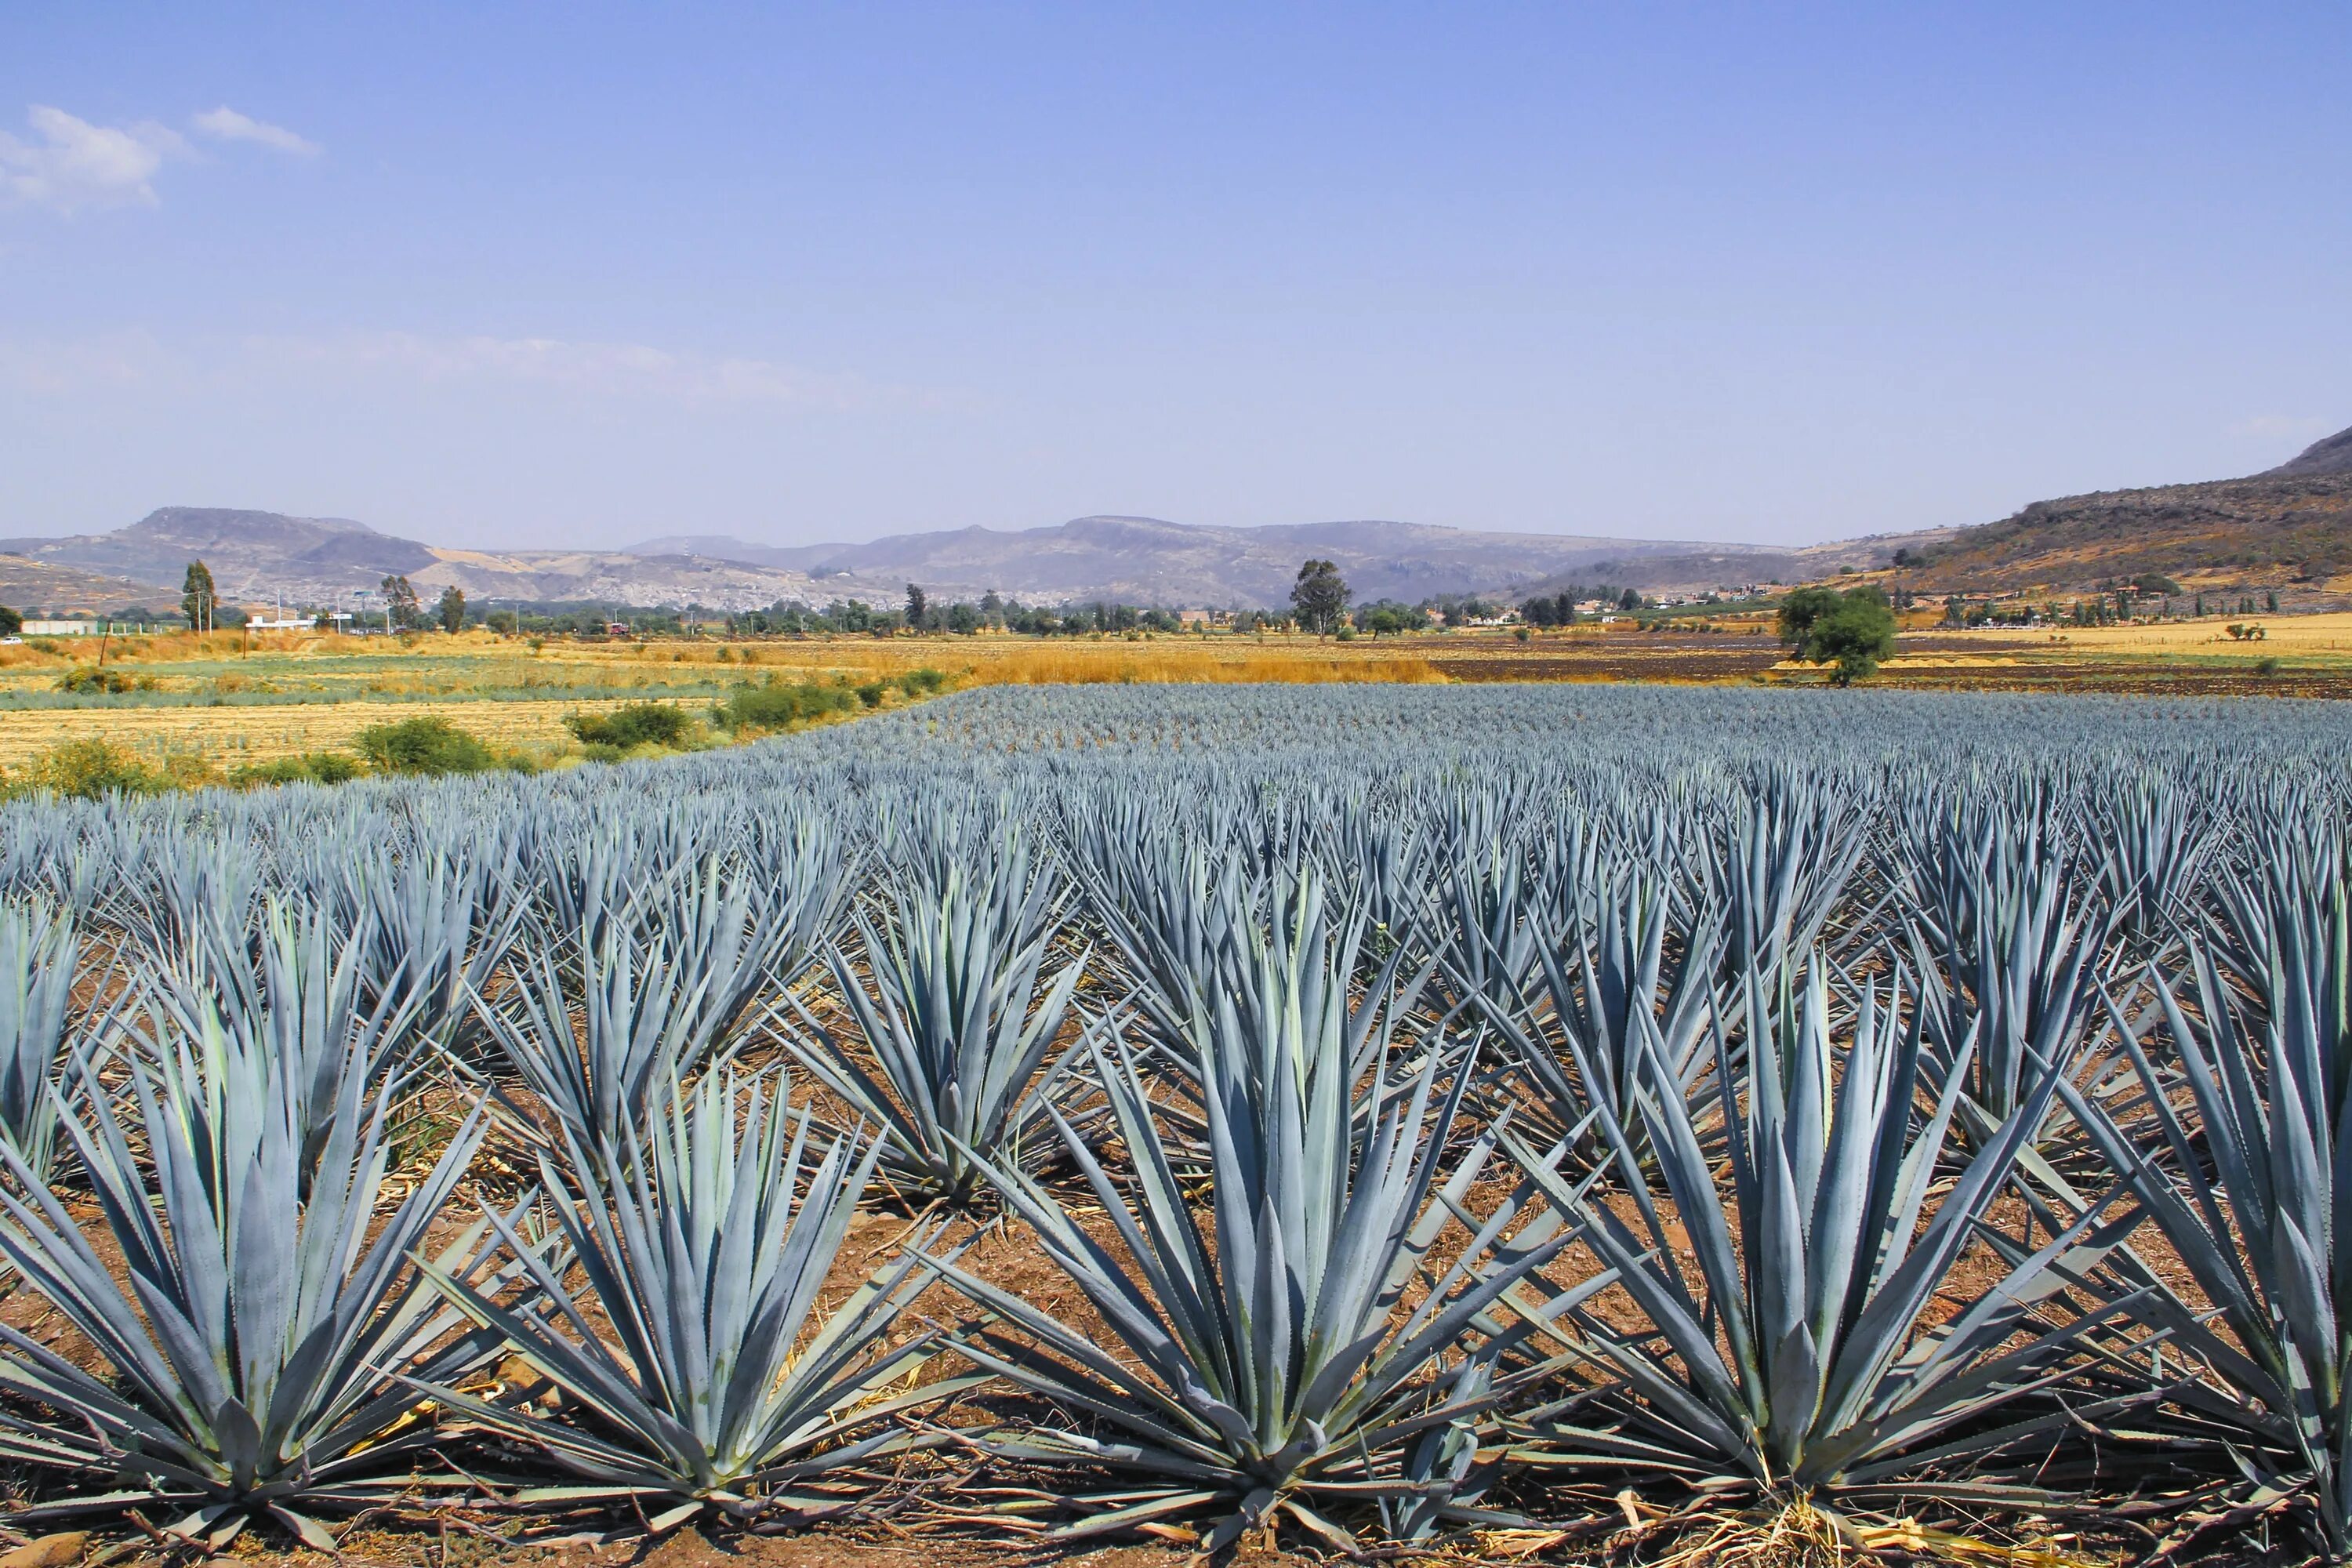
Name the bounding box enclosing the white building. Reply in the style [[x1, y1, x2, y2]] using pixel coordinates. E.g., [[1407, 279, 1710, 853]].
[[22, 619, 101, 636]]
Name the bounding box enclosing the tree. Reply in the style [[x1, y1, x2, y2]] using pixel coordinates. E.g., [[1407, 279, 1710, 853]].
[[436, 585, 466, 633], [905, 583, 928, 631], [1777, 584, 1896, 685], [380, 575, 423, 630], [1617, 587, 1644, 611], [946, 601, 982, 634], [1290, 559, 1350, 636], [0, 604, 20, 637], [182, 561, 217, 633]]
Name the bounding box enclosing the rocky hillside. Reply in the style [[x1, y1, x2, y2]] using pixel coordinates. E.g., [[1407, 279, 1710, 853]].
[[1898, 425, 2352, 593], [0, 506, 1849, 615], [627, 514, 1820, 605]]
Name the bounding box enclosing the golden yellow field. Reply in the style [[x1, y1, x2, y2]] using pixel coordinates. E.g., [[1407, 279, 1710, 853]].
[[0, 696, 681, 771], [1951, 610, 2352, 658], [0, 627, 1447, 774], [4, 610, 2347, 780]]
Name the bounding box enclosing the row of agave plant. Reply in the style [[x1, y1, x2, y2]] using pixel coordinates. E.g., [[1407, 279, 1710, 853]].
[[0, 693, 2346, 1558]]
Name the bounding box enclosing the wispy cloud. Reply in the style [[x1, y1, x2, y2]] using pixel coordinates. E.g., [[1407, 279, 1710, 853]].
[[0, 106, 187, 212], [2234, 413, 2335, 443], [245, 331, 878, 406], [0, 329, 178, 392], [190, 106, 320, 157], [0, 328, 947, 412], [0, 103, 319, 214]]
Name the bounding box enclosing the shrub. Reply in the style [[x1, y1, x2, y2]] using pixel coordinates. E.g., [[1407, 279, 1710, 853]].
[[230, 751, 364, 789], [53, 666, 141, 695], [1777, 584, 1898, 684], [21, 739, 168, 799], [715, 677, 856, 733], [854, 680, 887, 708], [564, 701, 693, 750], [351, 716, 495, 775], [896, 666, 950, 696]]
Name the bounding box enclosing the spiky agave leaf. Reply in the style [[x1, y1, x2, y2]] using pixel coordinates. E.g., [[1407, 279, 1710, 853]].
[[786, 844, 1084, 1205], [1065, 818, 1256, 1068], [2056, 823, 2352, 1555], [1706, 765, 1871, 989], [1902, 816, 2110, 1141], [926, 991, 1577, 1554], [2084, 769, 2223, 951], [475, 914, 737, 1157], [1477, 862, 1722, 1159], [351, 841, 527, 1058], [1504, 956, 2143, 1499], [414, 1067, 970, 1531], [0, 1003, 499, 1548], [0, 898, 83, 1184], [1433, 822, 1542, 1018], [134, 895, 423, 1178]]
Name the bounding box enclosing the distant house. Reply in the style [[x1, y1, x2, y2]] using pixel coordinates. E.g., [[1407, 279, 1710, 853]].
[[23, 619, 101, 636], [604, 622, 631, 636], [1177, 608, 1213, 627]]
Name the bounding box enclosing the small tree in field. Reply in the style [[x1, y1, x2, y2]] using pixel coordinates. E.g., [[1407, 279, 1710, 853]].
[[436, 585, 466, 633], [1290, 559, 1349, 636], [380, 575, 423, 630], [182, 561, 216, 633], [1777, 584, 1897, 685]]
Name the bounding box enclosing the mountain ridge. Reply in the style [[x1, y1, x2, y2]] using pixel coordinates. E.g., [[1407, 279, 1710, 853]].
[[1900, 423, 2352, 592], [7, 420, 2346, 614]]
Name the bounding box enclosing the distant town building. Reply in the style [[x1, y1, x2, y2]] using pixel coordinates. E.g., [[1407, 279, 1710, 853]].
[[22, 619, 102, 636]]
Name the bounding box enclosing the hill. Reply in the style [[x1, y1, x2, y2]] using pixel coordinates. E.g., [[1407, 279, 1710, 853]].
[[0, 506, 1832, 615], [0, 508, 437, 609], [0, 508, 855, 615], [1898, 424, 2352, 593], [2265, 423, 2352, 478], [626, 514, 1809, 606]]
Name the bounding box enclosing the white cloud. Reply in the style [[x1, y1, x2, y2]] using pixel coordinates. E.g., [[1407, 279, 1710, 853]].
[[0, 328, 945, 413], [2234, 414, 2335, 442], [190, 106, 319, 157], [0, 106, 187, 212], [0, 329, 180, 393], [244, 330, 887, 407]]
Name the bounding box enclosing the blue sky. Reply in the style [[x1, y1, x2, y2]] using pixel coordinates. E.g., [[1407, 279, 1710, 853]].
[[2, 3, 2346, 550]]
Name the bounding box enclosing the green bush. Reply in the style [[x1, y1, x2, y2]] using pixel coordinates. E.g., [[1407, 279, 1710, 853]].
[[54, 667, 145, 695], [351, 716, 495, 776], [22, 739, 169, 799], [230, 752, 364, 789], [1777, 585, 1898, 685], [715, 678, 857, 734], [855, 681, 887, 708], [896, 667, 950, 696], [564, 702, 694, 750]]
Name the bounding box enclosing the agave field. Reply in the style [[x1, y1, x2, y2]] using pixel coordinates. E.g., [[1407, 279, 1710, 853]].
[[2, 682, 2351, 1563]]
